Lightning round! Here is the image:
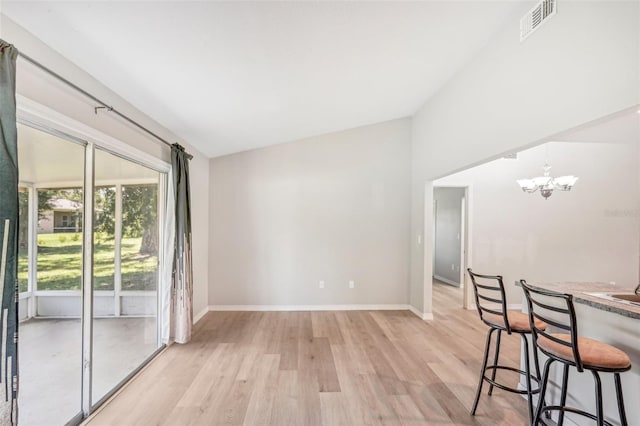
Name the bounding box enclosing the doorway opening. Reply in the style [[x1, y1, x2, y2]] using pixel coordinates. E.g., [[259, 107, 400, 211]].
[[432, 186, 469, 312]]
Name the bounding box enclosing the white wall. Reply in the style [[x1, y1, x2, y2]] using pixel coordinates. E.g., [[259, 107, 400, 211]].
[[0, 15, 210, 319], [433, 187, 464, 285], [209, 119, 411, 306], [410, 1, 640, 313], [435, 141, 640, 305]]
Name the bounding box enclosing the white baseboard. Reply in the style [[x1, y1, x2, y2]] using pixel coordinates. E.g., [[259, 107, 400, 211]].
[[193, 306, 209, 324], [202, 303, 435, 321], [208, 304, 408, 312], [406, 305, 433, 320], [433, 274, 462, 287], [407, 305, 421, 318]]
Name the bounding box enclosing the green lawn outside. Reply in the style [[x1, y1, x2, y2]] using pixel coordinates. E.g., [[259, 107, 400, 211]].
[[18, 232, 157, 292]]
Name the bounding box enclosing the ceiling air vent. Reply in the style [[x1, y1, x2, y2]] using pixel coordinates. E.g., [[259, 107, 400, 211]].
[[503, 153, 518, 160], [520, 0, 557, 42]]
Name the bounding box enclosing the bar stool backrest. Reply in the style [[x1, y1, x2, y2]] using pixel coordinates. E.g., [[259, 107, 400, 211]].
[[467, 268, 511, 333], [520, 280, 583, 372]]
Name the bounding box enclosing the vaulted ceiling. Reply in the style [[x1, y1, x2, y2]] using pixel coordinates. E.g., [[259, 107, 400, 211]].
[[3, 1, 521, 157]]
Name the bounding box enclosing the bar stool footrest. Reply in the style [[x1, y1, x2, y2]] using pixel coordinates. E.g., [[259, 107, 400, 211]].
[[483, 365, 542, 395], [538, 405, 615, 426]]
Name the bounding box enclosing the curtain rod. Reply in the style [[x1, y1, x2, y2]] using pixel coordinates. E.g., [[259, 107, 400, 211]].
[[18, 51, 176, 150]]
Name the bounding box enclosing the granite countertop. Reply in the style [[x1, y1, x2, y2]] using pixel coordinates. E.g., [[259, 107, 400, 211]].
[[521, 281, 640, 320]]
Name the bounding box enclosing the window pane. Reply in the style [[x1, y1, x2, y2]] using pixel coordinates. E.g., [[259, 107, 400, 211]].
[[37, 188, 83, 291], [121, 184, 158, 291], [95, 186, 116, 291]]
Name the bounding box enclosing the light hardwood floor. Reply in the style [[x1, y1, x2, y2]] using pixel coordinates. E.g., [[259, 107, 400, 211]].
[[432, 279, 464, 312], [86, 286, 528, 425]]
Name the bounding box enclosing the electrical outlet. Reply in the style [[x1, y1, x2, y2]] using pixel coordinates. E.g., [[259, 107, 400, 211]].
[[319, 280, 325, 289], [349, 280, 355, 289], [451, 264, 455, 271]]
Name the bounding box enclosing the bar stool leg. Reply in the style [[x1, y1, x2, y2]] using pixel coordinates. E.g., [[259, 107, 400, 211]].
[[592, 370, 604, 426], [530, 337, 550, 420], [488, 329, 502, 396], [471, 328, 495, 415], [531, 338, 542, 380], [614, 373, 628, 426], [557, 363, 570, 426], [534, 358, 553, 425], [521, 334, 534, 424]]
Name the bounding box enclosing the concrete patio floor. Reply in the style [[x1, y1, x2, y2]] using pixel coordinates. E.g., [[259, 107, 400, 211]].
[[19, 317, 158, 426]]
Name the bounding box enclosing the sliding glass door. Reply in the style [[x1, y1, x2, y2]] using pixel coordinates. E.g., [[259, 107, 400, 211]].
[[92, 148, 162, 405], [17, 123, 84, 426], [17, 122, 167, 425]]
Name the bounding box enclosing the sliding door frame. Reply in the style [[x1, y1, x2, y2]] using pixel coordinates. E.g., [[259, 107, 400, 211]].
[[81, 141, 95, 415]]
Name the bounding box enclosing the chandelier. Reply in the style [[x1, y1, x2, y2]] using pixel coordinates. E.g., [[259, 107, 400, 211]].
[[516, 163, 578, 199]]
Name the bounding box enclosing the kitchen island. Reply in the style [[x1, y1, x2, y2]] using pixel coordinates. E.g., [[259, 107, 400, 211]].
[[518, 282, 639, 426]]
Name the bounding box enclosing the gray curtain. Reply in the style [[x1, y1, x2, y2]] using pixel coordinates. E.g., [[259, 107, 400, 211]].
[[0, 39, 19, 425], [170, 144, 193, 344]]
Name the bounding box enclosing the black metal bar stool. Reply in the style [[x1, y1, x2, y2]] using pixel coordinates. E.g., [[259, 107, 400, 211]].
[[467, 269, 546, 423], [521, 280, 631, 426]]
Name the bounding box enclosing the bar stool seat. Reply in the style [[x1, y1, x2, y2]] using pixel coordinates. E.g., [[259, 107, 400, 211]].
[[483, 311, 546, 332], [538, 334, 631, 371]]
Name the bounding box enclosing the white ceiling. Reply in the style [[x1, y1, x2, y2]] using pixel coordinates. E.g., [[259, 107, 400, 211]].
[[4, 1, 521, 158]]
